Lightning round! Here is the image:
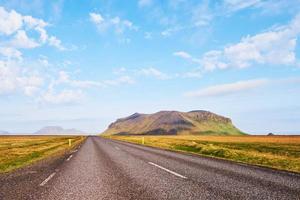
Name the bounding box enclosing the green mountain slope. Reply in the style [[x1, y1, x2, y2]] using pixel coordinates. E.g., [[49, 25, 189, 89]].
[[102, 110, 245, 136]]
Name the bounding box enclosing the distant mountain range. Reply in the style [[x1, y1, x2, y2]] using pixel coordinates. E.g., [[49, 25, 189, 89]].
[[34, 126, 84, 135], [102, 110, 245, 136], [0, 130, 10, 134]]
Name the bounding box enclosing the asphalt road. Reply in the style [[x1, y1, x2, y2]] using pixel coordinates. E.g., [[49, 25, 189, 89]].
[[1, 136, 300, 200]]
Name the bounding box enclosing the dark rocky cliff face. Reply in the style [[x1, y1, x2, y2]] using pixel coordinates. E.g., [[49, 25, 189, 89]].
[[187, 110, 232, 123]]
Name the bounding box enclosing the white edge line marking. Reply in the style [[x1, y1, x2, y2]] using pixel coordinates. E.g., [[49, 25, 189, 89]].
[[66, 155, 73, 161], [39, 172, 56, 186], [115, 146, 120, 150], [148, 162, 187, 179]]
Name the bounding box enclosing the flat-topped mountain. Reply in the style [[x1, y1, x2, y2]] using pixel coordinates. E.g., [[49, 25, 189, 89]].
[[102, 110, 245, 136], [35, 126, 84, 135]]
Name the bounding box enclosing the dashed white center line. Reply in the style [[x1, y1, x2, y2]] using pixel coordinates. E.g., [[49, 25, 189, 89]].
[[115, 146, 120, 150], [66, 155, 73, 161], [39, 172, 56, 186], [148, 162, 187, 179]]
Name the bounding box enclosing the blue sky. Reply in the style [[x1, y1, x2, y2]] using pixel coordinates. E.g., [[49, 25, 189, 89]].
[[0, 0, 300, 134]]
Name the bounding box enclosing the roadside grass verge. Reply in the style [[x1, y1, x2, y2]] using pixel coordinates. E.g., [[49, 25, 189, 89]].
[[104, 135, 300, 173], [0, 135, 85, 173]]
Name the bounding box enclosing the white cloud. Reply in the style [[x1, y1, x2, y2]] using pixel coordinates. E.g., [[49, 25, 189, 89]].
[[0, 7, 23, 35], [173, 51, 192, 59], [0, 7, 136, 105], [156, 1, 300, 40], [113, 17, 137, 34], [36, 70, 135, 105], [89, 12, 137, 35], [184, 79, 269, 97], [222, 0, 299, 16], [35, 27, 65, 50], [38, 56, 50, 67], [182, 70, 202, 79], [192, 0, 213, 27], [0, 60, 43, 96], [56, 71, 104, 88], [138, 67, 170, 80], [57, 70, 69, 82], [223, 0, 262, 13], [138, 0, 153, 7], [200, 14, 300, 71], [0, 6, 64, 51], [40, 89, 83, 104], [173, 51, 201, 64], [23, 15, 47, 29], [48, 36, 65, 50], [103, 75, 135, 86], [51, 70, 134, 92], [18, 75, 43, 96], [0, 47, 22, 60], [113, 67, 126, 75], [255, 1, 300, 16], [161, 29, 171, 37], [35, 26, 48, 43], [89, 12, 104, 24], [0, 61, 18, 94], [10, 30, 40, 49], [201, 50, 228, 71], [161, 26, 183, 37], [0, 60, 134, 105], [156, 1, 213, 37]]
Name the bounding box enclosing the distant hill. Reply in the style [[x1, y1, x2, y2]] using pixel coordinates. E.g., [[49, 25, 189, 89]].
[[0, 130, 10, 134], [35, 126, 84, 135], [102, 110, 245, 136]]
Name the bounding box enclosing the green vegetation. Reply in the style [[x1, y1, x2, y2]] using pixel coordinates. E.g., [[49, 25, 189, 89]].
[[105, 135, 300, 173], [0, 136, 85, 173], [103, 110, 245, 136]]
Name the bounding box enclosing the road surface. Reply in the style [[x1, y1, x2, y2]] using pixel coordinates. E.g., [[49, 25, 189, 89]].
[[0, 136, 299, 200]]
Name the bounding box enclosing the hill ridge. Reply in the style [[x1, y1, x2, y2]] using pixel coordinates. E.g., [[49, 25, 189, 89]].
[[103, 110, 244, 136], [35, 126, 84, 135]]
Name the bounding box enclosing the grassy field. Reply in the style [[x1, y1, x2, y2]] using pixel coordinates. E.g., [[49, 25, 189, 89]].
[[0, 135, 85, 173], [106, 135, 300, 173]]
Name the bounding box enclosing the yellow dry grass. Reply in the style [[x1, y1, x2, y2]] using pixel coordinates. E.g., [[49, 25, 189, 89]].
[[0, 135, 85, 173], [106, 135, 300, 173]]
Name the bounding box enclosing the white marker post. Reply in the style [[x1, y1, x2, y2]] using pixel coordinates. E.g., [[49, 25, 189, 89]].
[[68, 139, 72, 147], [142, 137, 145, 145]]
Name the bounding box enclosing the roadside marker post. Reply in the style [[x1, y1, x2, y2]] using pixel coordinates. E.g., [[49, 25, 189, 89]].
[[68, 139, 72, 147], [142, 137, 145, 145]]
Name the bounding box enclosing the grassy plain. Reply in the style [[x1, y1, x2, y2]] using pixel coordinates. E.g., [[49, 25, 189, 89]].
[[106, 135, 300, 173], [0, 135, 85, 173]]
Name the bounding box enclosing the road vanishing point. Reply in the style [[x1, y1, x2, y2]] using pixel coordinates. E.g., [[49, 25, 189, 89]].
[[1, 136, 300, 200]]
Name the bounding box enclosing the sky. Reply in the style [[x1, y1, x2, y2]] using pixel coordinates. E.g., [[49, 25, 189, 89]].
[[0, 0, 300, 134]]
